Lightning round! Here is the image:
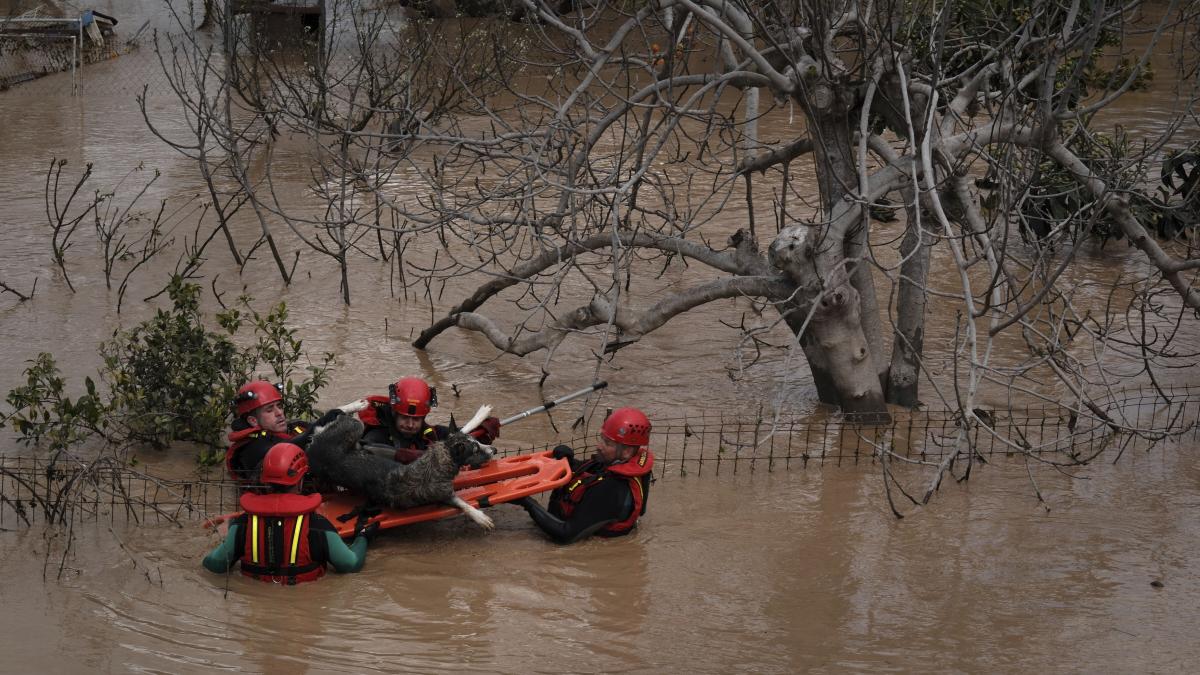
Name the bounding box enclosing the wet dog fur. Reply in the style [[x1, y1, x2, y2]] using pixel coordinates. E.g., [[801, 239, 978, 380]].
[[306, 412, 496, 529]]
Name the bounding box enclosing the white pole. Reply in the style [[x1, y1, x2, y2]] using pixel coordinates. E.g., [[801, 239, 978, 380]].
[[77, 15, 84, 95]]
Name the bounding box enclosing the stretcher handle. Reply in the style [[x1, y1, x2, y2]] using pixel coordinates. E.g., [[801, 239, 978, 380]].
[[498, 381, 607, 427]]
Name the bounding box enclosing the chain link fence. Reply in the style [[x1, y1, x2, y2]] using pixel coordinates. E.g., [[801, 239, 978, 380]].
[[0, 4, 329, 98], [0, 7, 136, 92], [3, 386, 1197, 531]]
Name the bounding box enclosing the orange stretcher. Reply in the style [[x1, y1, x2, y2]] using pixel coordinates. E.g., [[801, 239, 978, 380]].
[[203, 451, 571, 538]]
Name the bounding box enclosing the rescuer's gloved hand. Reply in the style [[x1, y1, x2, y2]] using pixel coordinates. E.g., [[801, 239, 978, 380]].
[[513, 496, 536, 511], [551, 444, 574, 461], [355, 521, 380, 542]]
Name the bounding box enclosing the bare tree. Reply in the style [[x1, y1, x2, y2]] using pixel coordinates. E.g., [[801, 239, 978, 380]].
[[150, 0, 514, 303], [413, 0, 1200, 421], [153, 0, 1200, 425]]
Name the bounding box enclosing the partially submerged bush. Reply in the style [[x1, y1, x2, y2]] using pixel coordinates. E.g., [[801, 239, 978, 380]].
[[1, 276, 333, 463], [101, 277, 250, 450], [3, 354, 107, 457]]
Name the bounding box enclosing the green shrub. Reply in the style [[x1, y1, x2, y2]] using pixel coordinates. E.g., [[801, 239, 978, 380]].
[[2, 354, 107, 455], [100, 277, 251, 450], [247, 300, 333, 421], [2, 276, 333, 463]]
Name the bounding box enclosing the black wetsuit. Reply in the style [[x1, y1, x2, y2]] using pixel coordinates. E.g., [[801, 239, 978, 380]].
[[361, 422, 449, 463], [519, 453, 638, 544], [227, 409, 343, 483], [360, 402, 498, 464]]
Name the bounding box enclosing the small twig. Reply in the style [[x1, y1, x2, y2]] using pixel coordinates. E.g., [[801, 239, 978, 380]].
[[0, 278, 37, 302]]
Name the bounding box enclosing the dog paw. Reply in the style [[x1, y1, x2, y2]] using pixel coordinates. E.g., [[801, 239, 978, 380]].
[[338, 398, 370, 414], [461, 404, 493, 434]]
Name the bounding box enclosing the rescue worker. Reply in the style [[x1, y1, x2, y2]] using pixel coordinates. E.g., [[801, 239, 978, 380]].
[[514, 407, 654, 544], [203, 443, 376, 584], [225, 380, 350, 486], [359, 376, 501, 464]]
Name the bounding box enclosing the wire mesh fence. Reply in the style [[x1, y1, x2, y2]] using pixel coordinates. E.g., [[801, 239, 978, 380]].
[[0, 456, 243, 530], [1, 6, 329, 100], [0, 8, 130, 92], [3, 386, 1197, 531], [629, 385, 1200, 477]]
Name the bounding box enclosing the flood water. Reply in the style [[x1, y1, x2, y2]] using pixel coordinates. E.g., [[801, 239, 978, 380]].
[[2, 1, 1199, 672]]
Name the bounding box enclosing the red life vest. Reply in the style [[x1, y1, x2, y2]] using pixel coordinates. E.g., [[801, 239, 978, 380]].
[[551, 448, 654, 535], [237, 492, 326, 584], [356, 395, 393, 428], [225, 425, 302, 483]]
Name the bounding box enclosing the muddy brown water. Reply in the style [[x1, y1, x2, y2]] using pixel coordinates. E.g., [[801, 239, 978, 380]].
[[2, 2, 1199, 672]]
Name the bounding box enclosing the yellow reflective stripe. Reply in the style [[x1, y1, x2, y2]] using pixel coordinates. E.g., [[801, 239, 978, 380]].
[[250, 515, 259, 563], [630, 478, 642, 502], [289, 515, 304, 565]]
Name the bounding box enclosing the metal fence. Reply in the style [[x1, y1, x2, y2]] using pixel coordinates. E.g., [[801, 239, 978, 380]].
[[2, 386, 1198, 530], [633, 385, 1200, 476], [0, 456, 243, 530], [0, 9, 127, 92]]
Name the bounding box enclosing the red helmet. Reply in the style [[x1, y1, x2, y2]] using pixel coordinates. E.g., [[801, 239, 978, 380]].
[[260, 443, 308, 486], [390, 377, 437, 417], [601, 407, 651, 446], [234, 380, 283, 417]]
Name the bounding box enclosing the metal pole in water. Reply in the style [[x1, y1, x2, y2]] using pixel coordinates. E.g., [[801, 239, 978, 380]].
[[499, 382, 609, 427], [78, 15, 84, 95]]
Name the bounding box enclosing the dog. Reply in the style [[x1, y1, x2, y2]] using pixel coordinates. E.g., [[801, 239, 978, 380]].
[[306, 403, 497, 530]]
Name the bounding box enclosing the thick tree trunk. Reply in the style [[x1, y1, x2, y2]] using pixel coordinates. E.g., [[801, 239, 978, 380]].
[[770, 225, 889, 422], [808, 282, 888, 419], [779, 298, 840, 404], [847, 221, 888, 388], [886, 203, 931, 407], [773, 77, 888, 421]]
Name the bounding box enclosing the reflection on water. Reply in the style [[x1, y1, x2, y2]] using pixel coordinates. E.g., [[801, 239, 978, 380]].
[[1, 445, 1198, 672]]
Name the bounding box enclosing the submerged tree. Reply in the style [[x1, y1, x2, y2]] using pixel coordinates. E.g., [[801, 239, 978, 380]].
[[405, 0, 1200, 420], [156, 0, 1200, 425]]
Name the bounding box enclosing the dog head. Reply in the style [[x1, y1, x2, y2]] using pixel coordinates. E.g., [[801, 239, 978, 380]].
[[445, 409, 496, 469], [443, 428, 496, 469]]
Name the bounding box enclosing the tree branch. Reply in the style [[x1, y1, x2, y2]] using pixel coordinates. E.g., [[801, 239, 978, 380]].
[[414, 229, 772, 348], [1045, 141, 1200, 310], [738, 138, 814, 175], [450, 275, 794, 356]]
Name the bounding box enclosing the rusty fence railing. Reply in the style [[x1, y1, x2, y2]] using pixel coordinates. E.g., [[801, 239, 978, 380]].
[[3, 386, 1198, 530]]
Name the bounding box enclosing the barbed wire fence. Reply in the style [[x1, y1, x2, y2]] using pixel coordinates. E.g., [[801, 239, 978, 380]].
[[3, 386, 1197, 531]]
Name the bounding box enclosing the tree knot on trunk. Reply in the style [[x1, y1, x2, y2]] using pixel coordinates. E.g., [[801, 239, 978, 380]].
[[810, 82, 837, 112], [768, 225, 818, 284]]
